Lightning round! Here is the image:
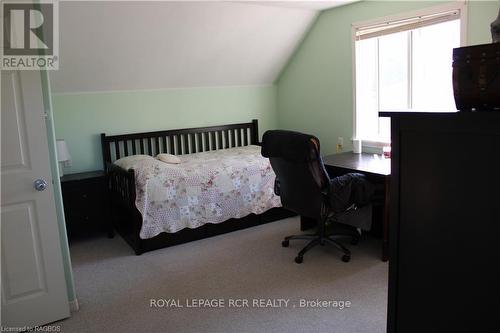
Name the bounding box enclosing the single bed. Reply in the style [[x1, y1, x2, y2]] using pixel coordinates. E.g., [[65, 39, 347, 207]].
[[101, 120, 294, 254]]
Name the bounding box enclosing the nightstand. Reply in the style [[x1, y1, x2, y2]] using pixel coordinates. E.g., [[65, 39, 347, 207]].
[[61, 170, 113, 241]]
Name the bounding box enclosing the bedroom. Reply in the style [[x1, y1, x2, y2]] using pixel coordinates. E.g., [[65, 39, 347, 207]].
[[1, 0, 499, 332]]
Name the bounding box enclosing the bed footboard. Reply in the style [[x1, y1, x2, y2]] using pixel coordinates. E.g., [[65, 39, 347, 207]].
[[106, 163, 144, 254], [107, 163, 135, 207]]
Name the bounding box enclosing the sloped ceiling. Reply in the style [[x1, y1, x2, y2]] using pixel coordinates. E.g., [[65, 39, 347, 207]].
[[250, 0, 358, 11], [51, 1, 355, 93]]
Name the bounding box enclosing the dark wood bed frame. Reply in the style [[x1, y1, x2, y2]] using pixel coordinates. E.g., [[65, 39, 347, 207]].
[[101, 119, 294, 255]]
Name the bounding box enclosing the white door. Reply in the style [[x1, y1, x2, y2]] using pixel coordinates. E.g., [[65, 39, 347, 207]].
[[1, 70, 70, 327]]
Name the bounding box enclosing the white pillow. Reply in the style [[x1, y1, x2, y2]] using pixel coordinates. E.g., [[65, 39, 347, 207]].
[[114, 154, 154, 170], [156, 153, 181, 164]]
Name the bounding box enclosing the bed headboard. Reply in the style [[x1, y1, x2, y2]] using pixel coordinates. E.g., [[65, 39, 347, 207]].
[[100, 119, 259, 169]]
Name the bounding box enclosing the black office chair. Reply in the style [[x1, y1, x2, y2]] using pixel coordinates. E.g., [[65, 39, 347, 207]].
[[261, 130, 374, 264]]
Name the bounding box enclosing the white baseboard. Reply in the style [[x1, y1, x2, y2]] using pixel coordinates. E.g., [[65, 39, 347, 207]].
[[69, 298, 79, 312]]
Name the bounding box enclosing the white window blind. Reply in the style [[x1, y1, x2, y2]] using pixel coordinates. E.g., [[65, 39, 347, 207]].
[[355, 10, 460, 41]]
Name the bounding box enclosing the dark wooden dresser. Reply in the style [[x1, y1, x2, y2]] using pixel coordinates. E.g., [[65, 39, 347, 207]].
[[384, 111, 500, 333], [61, 170, 113, 241]]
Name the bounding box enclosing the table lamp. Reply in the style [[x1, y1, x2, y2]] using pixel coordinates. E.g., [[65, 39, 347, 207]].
[[56, 139, 71, 177]]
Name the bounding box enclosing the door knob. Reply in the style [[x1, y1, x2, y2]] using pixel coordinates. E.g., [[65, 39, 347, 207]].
[[34, 179, 48, 191]]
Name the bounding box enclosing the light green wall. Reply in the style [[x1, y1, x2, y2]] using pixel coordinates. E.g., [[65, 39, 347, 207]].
[[53, 1, 499, 173], [53, 85, 277, 173], [468, 0, 500, 43], [277, 0, 500, 155]]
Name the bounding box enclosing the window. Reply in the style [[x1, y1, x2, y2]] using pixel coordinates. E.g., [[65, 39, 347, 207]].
[[353, 6, 464, 144]]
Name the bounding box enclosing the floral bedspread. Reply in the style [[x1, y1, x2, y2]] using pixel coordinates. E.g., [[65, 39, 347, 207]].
[[123, 145, 281, 239]]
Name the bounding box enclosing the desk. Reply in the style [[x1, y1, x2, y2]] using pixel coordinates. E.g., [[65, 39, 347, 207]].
[[301, 152, 391, 261]]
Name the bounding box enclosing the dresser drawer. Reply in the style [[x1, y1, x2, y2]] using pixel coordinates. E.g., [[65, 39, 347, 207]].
[[64, 187, 103, 211], [61, 171, 110, 240]]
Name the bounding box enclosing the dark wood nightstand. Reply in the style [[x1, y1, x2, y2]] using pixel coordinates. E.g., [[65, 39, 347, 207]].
[[61, 170, 113, 241]]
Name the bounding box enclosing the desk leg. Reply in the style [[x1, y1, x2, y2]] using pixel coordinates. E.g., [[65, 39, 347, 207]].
[[382, 176, 390, 262], [300, 216, 317, 231]]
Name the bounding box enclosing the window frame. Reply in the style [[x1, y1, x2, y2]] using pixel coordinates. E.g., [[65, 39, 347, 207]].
[[351, 2, 468, 148]]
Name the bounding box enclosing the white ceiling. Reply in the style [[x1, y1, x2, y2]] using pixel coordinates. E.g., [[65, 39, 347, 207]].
[[249, 1, 358, 11], [51, 1, 355, 93], [59, 1, 359, 11]]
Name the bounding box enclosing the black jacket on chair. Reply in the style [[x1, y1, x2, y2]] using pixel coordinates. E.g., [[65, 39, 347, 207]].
[[329, 173, 374, 213]]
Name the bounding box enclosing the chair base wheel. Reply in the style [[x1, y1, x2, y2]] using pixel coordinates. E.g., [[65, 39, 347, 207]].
[[294, 256, 303, 264], [282, 240, 289, 247], [341, 254, 351, 262]]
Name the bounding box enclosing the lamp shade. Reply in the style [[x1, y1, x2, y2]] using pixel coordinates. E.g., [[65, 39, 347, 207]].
[[56, 139, 71, 162]]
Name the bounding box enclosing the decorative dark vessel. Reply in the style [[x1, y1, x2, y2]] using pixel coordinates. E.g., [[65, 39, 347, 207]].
[[452, 43, 500, 111], [492, 8, 500, 43]]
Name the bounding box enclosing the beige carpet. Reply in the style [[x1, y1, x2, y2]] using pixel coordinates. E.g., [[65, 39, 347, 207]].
[[58, 217, 388, 333]]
